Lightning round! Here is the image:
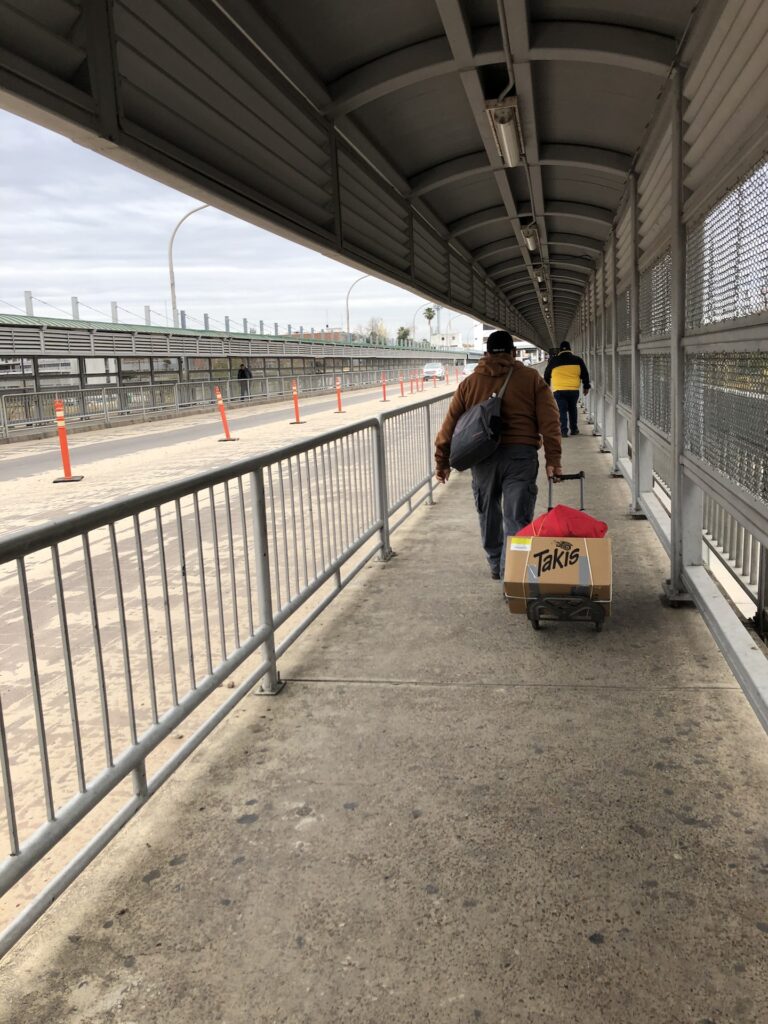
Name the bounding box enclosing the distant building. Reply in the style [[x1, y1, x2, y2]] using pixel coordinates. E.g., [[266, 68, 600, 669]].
[[429, 331, 462, 348]]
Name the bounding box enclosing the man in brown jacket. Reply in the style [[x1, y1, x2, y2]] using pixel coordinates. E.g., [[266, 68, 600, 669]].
[[435, 330, 562, 579]]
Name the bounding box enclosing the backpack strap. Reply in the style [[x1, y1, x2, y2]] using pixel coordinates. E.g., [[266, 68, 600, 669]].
[[493, 365, 515, 399]]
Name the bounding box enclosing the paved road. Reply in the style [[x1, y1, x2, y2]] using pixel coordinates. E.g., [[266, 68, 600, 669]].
[[0, 386, 400, 481]]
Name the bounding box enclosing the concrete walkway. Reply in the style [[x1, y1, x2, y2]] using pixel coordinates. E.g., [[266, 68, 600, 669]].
[[2, 433, 768, 1023]]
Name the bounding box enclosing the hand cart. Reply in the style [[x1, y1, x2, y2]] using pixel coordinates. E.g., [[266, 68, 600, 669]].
[[525, 471, 606, 633]]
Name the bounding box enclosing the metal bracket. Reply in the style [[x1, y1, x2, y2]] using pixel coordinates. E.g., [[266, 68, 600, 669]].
[[661, 578, 695, 608], [257, 672, 287, 696]]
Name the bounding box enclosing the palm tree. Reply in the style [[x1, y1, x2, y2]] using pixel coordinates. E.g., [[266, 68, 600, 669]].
[[396, 326, 411, 346], [423, 307, 436, 337]]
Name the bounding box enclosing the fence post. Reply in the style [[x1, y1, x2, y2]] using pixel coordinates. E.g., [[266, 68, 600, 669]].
[[610, 233, 621, 474], [666, 68, 701, 604], [628, 171, 648, 517], [251, 468, 280, 692], [374, 420, 393, 560], [424, 403, 434, 506]]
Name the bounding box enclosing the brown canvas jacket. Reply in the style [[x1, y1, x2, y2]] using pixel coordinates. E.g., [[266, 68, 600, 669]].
[[434, 354, 562, 472]]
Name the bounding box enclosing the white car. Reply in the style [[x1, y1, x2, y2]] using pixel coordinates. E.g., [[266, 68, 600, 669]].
[[459, 363, 476, 379], [423, 362, 446, 380]]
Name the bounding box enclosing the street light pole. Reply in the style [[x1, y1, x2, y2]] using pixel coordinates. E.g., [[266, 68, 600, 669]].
[[345, 274, 369, 344], [168, 204, 209, 328], [411, 302, 430, 346]]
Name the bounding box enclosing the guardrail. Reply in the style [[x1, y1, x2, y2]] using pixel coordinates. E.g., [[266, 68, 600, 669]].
[[0, 390, 452, 956], [0, 368, 450, 438]]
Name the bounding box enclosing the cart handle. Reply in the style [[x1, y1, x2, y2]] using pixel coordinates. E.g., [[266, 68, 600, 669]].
[[547, 470, 586, 511], [552, 471, 585, 481]]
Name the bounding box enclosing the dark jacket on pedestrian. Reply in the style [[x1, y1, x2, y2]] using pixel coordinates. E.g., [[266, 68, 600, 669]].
[[544, 351, 590, 392], [237, 365, 252, 380], [434, 353, 562, 473]]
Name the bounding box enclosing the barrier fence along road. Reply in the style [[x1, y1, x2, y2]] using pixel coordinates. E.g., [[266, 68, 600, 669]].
[[0, 391, 452, 956], [0, 368, 448, 438]]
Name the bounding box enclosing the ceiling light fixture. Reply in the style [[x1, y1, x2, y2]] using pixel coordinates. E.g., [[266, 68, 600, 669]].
[[521, 223, 539, 252], [486, 99, 524, 168]]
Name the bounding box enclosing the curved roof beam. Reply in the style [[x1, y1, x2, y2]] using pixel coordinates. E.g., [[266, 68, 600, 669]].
[[486, 258, 528, 279], [493, 272, 532, 289], [474, 239, 522, 262], [529, 22, 676, 77], [326, 26, 503, 116], [548, 233, 604, 256], [516, 201, 613, 230], [538, 144, 632, 180], [449, 205, 508, 237], [410, 151, 488, 196], [546, 258, 594, 274], [551, 274, 590, 288]]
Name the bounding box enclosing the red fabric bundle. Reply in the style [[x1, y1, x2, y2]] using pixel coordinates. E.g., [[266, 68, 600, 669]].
[[516, 504, 608, 539]]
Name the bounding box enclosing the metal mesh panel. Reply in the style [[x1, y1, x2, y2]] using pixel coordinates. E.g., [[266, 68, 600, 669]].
[[616, 287, 631, 344], [686, 155, 768, 329], [605, 352, 614, 396], [639, 249, 671, 339], [684, 352, 768, 502], [639, 352, 671, 435], [618, 354, 632, 407]]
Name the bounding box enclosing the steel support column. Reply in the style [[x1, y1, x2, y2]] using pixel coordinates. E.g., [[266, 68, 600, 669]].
[[666, 69, 701, 602]]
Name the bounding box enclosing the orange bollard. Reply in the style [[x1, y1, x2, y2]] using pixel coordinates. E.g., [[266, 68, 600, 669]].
[[410, 372, 414, 395], [433, 374, 438, 389], [399, 373, 405, 398], [290, 378, 305, 424], [335, 376, 345, 413], [214, 385, 238, 441], [381, 371, 388, 403], [53, 399, 83, 483]]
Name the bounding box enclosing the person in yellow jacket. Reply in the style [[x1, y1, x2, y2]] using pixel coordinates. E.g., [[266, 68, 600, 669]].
[[543, 342, 591, 436]]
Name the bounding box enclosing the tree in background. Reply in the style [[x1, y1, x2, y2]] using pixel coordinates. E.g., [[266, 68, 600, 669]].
[[423, 307, 436, 335], [364, 316, 388, 346], [396, 326, 411, 346]]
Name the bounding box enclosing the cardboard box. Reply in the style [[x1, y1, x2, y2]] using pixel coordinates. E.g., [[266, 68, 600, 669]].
[[504, 536, 612, 614]]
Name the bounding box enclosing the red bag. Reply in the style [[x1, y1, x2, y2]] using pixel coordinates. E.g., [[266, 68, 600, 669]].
[[516, 504, 608, 539]]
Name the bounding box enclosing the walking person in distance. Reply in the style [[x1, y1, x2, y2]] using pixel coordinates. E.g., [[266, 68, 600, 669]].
[[543, 342, 590, 437], [434, 330, 562, 580], [237, 361, 252, 400]]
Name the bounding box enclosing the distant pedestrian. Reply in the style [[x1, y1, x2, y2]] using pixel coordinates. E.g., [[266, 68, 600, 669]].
[[237, 362, 252, 399], [543, 342, 590, 437]]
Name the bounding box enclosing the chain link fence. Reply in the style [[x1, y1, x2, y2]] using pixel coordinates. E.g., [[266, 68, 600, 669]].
[[639, 352, 672, 435], [618, 354, 632, 407], [686, 155, 768, 329], [684, 351, 768, 503], [639, 249, 672, 339], [617, 287, 631, 344]]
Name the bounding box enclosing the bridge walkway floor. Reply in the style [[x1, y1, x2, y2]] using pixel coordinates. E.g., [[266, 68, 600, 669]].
[[2, 432, 767, 1023]]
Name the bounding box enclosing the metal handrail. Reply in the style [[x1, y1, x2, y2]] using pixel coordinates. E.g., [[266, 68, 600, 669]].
[[0, 390, 453, 956], [0, 368, 451, 438]]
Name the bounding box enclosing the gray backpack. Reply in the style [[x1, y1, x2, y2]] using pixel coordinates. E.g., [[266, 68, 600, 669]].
[[448, 367, 515, 471]]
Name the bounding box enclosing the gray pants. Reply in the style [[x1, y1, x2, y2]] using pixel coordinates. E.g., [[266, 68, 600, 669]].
[[471, 444, 538, 575]]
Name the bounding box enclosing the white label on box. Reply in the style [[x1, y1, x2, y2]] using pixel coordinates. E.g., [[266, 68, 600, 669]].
[[508, 537, 532, 551]]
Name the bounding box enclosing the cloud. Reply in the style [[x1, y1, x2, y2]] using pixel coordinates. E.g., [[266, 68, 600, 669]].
[[0, 110, 479, 340]]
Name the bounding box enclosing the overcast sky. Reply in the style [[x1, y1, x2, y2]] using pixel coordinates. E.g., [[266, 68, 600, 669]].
[[0, 108, 480, 342]]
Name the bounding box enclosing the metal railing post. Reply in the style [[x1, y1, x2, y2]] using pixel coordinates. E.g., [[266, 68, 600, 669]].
[[610, 233, 621, 474], [374, 419, 393, 560], [424, 403, 434, 506], [628, 171, 647, 516], [666, 68, 701, 603], [756, 546, 768, 640], [251, 467, 279, 693]]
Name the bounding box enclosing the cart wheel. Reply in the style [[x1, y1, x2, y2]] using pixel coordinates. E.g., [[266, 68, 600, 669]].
[[594, 620, 603, 633], [531, 614, 541, 631]]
